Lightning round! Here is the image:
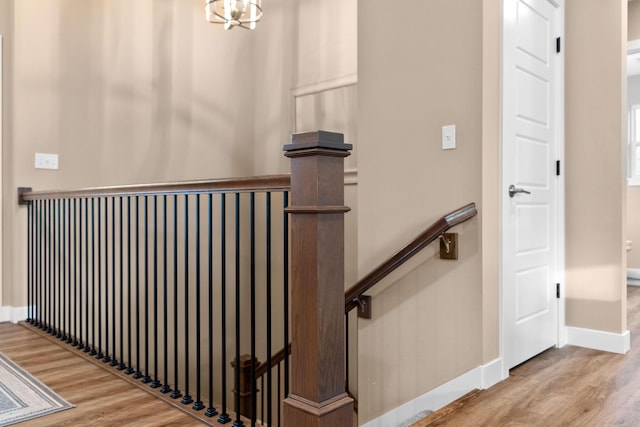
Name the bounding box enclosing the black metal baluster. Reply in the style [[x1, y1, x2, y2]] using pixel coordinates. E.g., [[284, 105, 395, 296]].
[[205, 193, 218, 418], [234, 193, 244, 427], [48, 199, 53, 334], [151, 196, 161, 388], [78, 199, 85, 350], [83, 198, 90, 351], [61, 199, 68, 341], [277, 363, 281, 427], [182, 195, 193, 405], [160, 195, 171, 392], [142, 196, 151, 384], [28, 200, 33, 324], [134, 196, 143, 379], [69, 200, 74, 343], [218, 194, 231, 424], [27, 201, 32, 324], [250, 192, 257, 426], [110, 198, 119, 366], [171, 194, 182, 400], [34, 201, 38, 327], [28, 201, 38, 325], [66, 199, 72, 343], [40, 200, 45, 328], [84, 198, 91, 353], [283, 192, 290, 398], [36, 201, 41, 327], [33, 201, 37, 325], [125, 197, 135, 375], [39, 200, 44, 330], [96, 198, 104, 359], [31, 200, 36, 324], [72, 199, 79, 347], [118, 197, 127, 371], [37, 200, 42, 328], [65, 199, 75, 344], [46, 199, 50, 331], [266, 192, 273, 427], [89, 197, 102, 356], [104, 198, 112, 363], [44, 199, 48, 330], [56, 199, 62, 338], [193, 194, 204, 411]]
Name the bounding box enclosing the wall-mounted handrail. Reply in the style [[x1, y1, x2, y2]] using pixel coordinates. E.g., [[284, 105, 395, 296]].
[[18, 175, 291, 202], [344, 202, 478, 314]]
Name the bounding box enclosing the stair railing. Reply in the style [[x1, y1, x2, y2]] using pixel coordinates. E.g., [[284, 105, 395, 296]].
[[20, 175, 292, 426], [244, 202, 478, 417]]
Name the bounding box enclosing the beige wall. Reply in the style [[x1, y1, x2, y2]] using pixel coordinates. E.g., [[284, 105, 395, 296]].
[[0, 0, 632, 424], [358, 0, 628, 423], [565, 0, 627, 333], [1, 0, 359, 292], [0, 0, 13, 309], [358, 0, 486, 423], [251, 0, 358, 177], [2, 0, 267, 306]]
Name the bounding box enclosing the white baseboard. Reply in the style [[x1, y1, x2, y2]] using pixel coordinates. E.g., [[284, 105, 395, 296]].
[[0, 306, 28, 323], [361, 358, 505, 427], [566, 326, 630, 354]]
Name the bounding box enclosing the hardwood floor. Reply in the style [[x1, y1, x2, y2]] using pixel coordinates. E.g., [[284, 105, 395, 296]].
[[5, 288, 640, 426], [0, 322, 204, 426], [413, 286, 640, 427]]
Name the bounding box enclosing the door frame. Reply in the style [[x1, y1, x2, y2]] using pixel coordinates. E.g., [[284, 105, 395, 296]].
[[499, 0, 566, 377]]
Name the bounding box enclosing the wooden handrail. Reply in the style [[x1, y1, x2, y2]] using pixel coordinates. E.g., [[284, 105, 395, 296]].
[[18, 174, 291, 202], [254, 203, 477, 386], [253, 203, 477, 377], [344, 202, 477, 313], [255, 344, 292, 379]]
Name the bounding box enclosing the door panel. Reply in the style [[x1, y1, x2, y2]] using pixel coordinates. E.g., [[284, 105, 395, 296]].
[[503, 0, 561, 370]]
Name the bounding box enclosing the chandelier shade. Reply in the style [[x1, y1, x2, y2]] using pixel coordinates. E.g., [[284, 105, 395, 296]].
[[205, 0, 263, 30]]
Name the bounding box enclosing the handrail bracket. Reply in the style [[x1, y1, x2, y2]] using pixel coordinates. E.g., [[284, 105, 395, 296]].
[[354, 295, 372, 319], [439, 233, 451, 253]]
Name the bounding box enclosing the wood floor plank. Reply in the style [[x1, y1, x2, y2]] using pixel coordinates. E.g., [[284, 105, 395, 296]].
[[413, 286, 640, 427], [0, 322, 204, 426]]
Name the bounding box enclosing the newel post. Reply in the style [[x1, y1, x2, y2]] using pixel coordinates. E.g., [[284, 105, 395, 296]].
[[282, 131, 354, 427]]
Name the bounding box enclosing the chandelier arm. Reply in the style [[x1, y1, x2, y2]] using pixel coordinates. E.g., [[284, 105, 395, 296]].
[[205, 0, 262, 29]]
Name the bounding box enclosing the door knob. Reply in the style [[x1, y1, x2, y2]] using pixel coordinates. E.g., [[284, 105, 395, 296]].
[[508, 184, 531, 198]]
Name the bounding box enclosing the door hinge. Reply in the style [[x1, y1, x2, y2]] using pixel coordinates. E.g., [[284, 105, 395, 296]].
[[556, 160, 561, 176], [556, 37, 561, 53], [556, 283, 560, 299]]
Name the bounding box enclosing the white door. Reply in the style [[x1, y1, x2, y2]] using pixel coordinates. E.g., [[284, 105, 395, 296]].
[[502, 0, 563, 370]]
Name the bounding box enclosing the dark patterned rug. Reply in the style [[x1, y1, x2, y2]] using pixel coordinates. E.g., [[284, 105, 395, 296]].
[[0, 352, 74, 426]]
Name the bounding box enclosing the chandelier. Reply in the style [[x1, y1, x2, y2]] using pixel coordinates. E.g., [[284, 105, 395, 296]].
[[205, 0, 263, 30]]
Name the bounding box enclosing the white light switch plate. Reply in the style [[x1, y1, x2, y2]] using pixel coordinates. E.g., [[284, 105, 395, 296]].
[[442, 125, 456, 150], [35, 153, 59, 170]]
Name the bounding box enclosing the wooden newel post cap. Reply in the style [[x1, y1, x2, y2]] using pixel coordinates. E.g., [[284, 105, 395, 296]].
[[283, 130, 352, 156]]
